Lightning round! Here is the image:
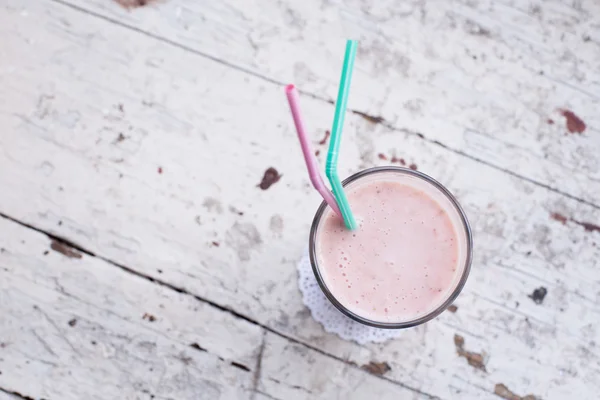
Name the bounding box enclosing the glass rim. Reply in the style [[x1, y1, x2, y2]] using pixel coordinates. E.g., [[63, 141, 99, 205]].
[[309, 166, 473, 329]]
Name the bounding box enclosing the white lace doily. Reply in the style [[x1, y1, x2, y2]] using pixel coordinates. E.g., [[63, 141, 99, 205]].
[[297, 250, 402, 344]]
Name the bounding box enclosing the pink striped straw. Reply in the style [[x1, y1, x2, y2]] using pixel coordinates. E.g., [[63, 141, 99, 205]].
[[285, 84, 342, 218]]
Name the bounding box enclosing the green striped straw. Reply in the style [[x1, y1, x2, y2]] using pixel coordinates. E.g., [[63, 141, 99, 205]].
[[326, 40, 358, 231]]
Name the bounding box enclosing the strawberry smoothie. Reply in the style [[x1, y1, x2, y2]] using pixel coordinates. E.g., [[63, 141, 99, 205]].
[[310, 167, 471, 327]]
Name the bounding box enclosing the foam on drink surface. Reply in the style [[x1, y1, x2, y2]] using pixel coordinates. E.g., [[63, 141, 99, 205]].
[[315, 179, 460, 323]]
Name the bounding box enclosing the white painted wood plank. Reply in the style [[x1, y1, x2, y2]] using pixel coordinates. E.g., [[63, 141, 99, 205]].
[[0, 215, 426, 400], [0, 1, 599, 399], [0, 217, 262, 400], [60, 0, 600, 207], [259, 332, 431, 400]]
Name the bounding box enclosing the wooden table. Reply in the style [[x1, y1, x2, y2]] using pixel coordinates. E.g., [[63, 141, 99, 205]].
[[1, 1, 599, 399]]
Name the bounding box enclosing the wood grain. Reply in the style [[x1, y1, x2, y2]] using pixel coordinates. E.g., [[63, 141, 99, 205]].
[[60, 0, 600, 208], [1, 0, 599, 399], [0, 217, 262, 399], [0, 216, 433, 400]]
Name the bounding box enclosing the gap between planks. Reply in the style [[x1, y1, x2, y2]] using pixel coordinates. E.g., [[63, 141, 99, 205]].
[[48, 0, 600, 212], [0, 211, 442, 400], [0, 387, 35, 400]]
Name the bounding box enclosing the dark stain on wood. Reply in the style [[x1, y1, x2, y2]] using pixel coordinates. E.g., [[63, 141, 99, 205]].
[[573, 219, 600, 233], [550, 213, 600, 234], [352, 110, 385, 125], [447, 304, 458, 313], [361, 361, 391, 376], [50, 240, 82, 259], [454, 334, 487, 372], [114, 0, 158, 9], [228, 206, 244, 216], [114, 133, 126, 143], [391, 156, 406, 166], [528, 287, 547, 304], [559, 109, 586, 134], [230, 361, 251, 372], [142, 313, 157, 322], [494, 383, 540, 400], [550, 212, 567, 225], [258, 167, 281, 190], [318, 130, 331, 145], [176, 352, 193, 366], [190, 343, 207, 352]]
